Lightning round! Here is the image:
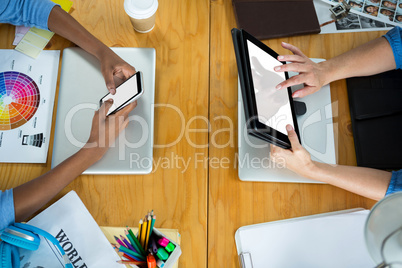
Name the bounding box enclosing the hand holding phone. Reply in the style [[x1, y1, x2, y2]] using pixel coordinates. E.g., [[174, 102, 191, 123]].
[[100, 71, 144, 116]]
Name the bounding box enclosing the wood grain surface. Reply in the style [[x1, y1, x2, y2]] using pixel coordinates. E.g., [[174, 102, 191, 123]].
[[0, 0, 390, 267], [0, 1, 210, 267], [208, 0, 384, 267]]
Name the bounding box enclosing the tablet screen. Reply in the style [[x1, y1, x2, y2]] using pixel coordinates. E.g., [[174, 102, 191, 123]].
[[247, 40, 294, 135]]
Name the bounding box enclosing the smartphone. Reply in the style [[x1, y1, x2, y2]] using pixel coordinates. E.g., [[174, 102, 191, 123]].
[[100, 71, 144, 116]]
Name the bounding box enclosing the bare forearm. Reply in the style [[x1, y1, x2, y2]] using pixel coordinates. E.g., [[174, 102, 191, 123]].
[[13, 148, 99, 222], [48, 6, 134, 93], [306, 162, 392, 201], [48, 6, 112, 61], [320, 37, 396, 85]]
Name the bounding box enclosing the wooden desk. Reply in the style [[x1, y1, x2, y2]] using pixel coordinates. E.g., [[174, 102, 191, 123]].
[[0, 0, 209, 267], [0, 0, 388, 267], [208, 1, 385, 267]]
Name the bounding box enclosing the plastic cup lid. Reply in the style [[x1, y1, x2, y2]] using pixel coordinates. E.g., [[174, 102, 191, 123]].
[[124, 0, 158, 19]]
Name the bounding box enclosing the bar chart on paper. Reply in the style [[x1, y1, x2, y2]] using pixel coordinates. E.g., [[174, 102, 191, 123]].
[[0, 50, 59, 163], [0, 71, 40, 130]]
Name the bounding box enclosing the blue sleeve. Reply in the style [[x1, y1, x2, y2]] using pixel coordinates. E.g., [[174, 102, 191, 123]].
[[0, 0, 57, 30], [385, 169, 402, 196], [0, 189, 15, 231], [384, 27, 402, 70]]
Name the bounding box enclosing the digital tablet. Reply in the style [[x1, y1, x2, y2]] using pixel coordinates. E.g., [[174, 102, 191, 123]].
[[232, 28, 300, 149]]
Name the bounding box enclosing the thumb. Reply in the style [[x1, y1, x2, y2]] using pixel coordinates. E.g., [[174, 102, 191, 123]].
[[103, 70, 116, 95], [286, 124, 301, 150], [122, 66, 136, 80], [100, 99, 113, 117]]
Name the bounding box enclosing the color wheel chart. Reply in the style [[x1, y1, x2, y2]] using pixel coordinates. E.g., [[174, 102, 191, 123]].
[[0, 71, 40, 130], [0, 49, 59, 163]]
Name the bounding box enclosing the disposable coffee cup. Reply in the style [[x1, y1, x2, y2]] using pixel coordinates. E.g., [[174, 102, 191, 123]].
[[124, 0, 158, 33]]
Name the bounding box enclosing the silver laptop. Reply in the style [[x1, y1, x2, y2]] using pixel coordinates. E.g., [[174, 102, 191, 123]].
[[51, 47, 155, 174]]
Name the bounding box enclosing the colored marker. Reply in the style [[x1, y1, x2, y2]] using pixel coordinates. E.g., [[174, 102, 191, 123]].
[[150, 237, 158, 254], [158, 237, 169, 247], [165, 242, 175, 253], [147, 253, 156, 268], [156, 259, 165, 268], [156, 247, 169, 261]]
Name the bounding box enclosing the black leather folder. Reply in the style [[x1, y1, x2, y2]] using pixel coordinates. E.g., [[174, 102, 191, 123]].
[[232, 0, 321, 40], [346, 70, 402, 170]]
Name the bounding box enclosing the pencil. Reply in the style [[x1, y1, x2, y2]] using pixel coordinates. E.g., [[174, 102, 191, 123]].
[[127, 228, 146, 256], [121, 250, 142, 262], [117, 260, 145, 265], [138, 219, 143, 245], [122, 253, 136, 262], [140, 218, 148, 248], [114, 248, 124, 258], [124, 229, 142, 255], [120, 235, 137, 253], [114, 235, 125, 248], [116, 244, 146, 261], [118, 261, 141, 268], [149, 215, 156, 238], [144, 215, 151, 250], [114, 246, 135, 261]]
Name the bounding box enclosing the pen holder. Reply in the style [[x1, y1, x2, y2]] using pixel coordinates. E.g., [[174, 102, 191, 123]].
[[151, 228, 181, 268]]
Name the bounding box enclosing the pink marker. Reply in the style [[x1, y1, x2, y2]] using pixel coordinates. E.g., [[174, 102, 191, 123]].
[[158, 237, 169, 247]]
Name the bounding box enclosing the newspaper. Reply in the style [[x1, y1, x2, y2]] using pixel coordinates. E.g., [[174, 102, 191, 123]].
[[19, 191, 123, 268], [314, 0, 396, 33]]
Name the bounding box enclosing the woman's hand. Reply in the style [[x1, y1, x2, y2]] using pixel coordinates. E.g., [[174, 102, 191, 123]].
[[99, 50, 137, 95], [270, 124, 316, 178], [48, 6, 136, 95], [274, 42, 328, 98], [84, 99, 137, 161]]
